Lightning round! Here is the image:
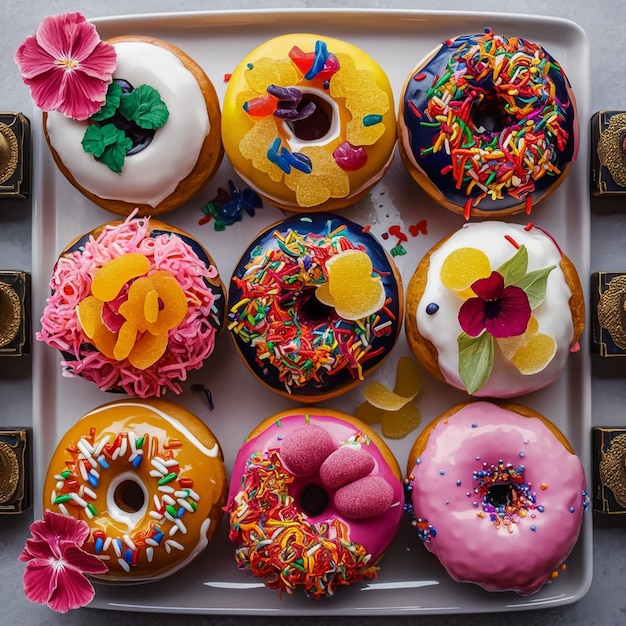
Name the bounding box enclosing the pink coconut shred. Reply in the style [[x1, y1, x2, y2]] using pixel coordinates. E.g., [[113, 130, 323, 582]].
[[37, 214, 222, 397]]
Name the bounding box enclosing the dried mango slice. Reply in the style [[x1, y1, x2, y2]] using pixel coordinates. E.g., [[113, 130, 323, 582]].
[[381, 402, 421, 439], [91, 253, 150, 301], [316, 249, 385, 321], [440, 247, 491, 299], [511, 332, 557, 375]]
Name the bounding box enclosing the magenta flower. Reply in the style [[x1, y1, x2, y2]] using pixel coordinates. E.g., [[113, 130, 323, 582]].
[[458, 271, 531, 338], [18, 510, 108, 613], [14, 12, 116, 120]]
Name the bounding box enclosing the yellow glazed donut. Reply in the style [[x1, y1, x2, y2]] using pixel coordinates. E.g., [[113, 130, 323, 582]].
[[221, 34, 397, 212], [42, 399, 228, 583]]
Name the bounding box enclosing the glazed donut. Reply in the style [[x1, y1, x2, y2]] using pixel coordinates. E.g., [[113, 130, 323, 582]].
[[36, 213, 226, 397], [405, 401, 588, 595], [221, 33, 396, 212], [226, 407, 404, 598], [43, 399, 228, 583], [43, 35, 223, 216], [228, 213, 403, 402], [398, 29, 579, 218], [405, 221, 585, 397]]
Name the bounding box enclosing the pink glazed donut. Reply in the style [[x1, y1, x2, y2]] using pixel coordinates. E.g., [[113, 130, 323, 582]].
[[405, 401, 588, 595], [226, 408, 404, 599]]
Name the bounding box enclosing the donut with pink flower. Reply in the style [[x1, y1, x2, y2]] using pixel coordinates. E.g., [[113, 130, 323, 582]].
[[14, 12, 224, 216], [405, 221, 585, 397], [37, 213, 226, 397], [226, 408, 404, 599]]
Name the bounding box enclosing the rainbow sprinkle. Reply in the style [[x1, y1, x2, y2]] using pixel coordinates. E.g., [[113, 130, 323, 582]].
[[417, 29, 572, 208], [226, 450, 377, 599]]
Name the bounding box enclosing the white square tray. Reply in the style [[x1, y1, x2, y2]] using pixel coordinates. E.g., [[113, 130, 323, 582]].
[[31, 8, 592, 615]]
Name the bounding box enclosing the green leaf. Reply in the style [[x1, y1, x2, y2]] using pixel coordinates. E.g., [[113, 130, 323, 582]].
[[496, 245, 528, 286], [119, 84, 169, 130], [90, 82, 123, 122], [514, 265, 556, 309], [458, 331, 494, 395], [81, 123, 132, 173]]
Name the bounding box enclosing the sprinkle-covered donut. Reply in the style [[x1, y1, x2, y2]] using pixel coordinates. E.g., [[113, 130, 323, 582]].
[[405, 401, 588, 595], [405, 221, 585, 397], [228, 213, 403, 402], [221, 34, 397, 212], [37, 213, 226, 397], [43, 399, 228, 583], [226, 408, 404, 598], [398, 29, 579, 218], [43, 34, 224, 216]]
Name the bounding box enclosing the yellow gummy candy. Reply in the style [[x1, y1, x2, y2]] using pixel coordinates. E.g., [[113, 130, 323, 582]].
[[318, 249, 385, 320], [497, 316, 540, 359], [355, 400, 384, 425], [363, 381, 416, 411], [511, 332, 557, 375], [440, 247, 492, 298], [91, 253, 150, 302], [393, 356, 422, 398], [76, 295, 103, 339], [381, 402, 422, 439], [128, 331, 169, 370]]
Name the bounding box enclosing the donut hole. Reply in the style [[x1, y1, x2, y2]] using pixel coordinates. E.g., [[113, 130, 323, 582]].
[[471, 95, 515, 134], [299, 484, 329, 517], [299, 288, 334, 323], [107, 472, 149, 525], [485, 483, 515, 508], [284, 89, 339, 146], [113, 478, 146, 513]]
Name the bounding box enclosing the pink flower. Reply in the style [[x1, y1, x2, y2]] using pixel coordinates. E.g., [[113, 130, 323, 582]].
[[459, 271, 531, 339], [14, 12, 116, 120], [19, 510, 108, 613]]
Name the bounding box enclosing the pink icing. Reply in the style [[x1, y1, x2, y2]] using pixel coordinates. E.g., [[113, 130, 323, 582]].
[[227, 410, 404, 569], [36, 213, 222, 397], [407, 402, 588, 595]]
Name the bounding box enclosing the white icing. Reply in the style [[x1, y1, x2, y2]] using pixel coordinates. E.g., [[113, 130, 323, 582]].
[[415, 222, 574, 397], [45, 41, 210, 207]]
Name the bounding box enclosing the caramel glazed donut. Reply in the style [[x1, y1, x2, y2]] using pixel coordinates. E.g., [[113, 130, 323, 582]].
[[44, 36, 223, 216], [398, 29, 579, 218], [228, 213, 403, 402], [226, 408, 405, 599], [43, 399, 228, 583], [221, 33, 397, 212], [405, 401, 589, 595]]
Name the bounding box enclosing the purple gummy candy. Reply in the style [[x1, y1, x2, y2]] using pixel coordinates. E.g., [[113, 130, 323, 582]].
[[334, 475, 394, 519], [319, 446, 375, 490], [279, 425, 335, 477]]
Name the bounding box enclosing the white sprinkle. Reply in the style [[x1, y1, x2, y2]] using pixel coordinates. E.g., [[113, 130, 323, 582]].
[[96, 554, 110, 561], [149, 470, 163, 478], [166, 539, 184, 551], [123, 535, 136, 550], [374, 320, 392, 333], [146, 547, 154, 562], [90, 469, 100, 479], [56, 480, 64, 490], [177, 498, 194, 512], [153, 494, 161, 509], [151, 458, 168, 475], [77, 439, 97, 467], [118, 558, 130, 572], [159, 458, 178, 467], [119, 436, 128, 458], [186, 488, 200, 502], [70, 492, 88, 508], [128, 431, 136, 453], [94, 436, 109, 457], [149, 511, 164, 520], [112, 447, 121, 461], [162, 494, 175, 505], [112, 540, 122, 558], [164, 511, 176, 523], [79, 462, 89, 482], [58, 503, 69, 516], [174, 490, 187, 498], [174, 517, 187, 535], [85, 506, 94, 520], [307, 544, 321, 557], [145, 538, 158, 547], [158, 485, 175, 494], [103, 537, 112, 552], [169, 524, 179, 536], [83, 486, 97, 500]]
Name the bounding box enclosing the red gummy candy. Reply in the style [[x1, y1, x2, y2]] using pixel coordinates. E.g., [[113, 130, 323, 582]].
[[333, 141, 368, 172]]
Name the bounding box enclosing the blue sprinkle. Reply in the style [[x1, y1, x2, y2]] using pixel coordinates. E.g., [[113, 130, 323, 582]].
[[445, 500, 450, 505], [305, 40, 330, 80], [416, 457, 422, 465], [530, 525, 536, 532], [456, 480, 462, 486], [277, 434, 283, 440], [132, 455, 142, 469], [425, 303, 439, 315], [153, 531, 164, 544], [519, 451, 525, 458], [472, 501, 478, 508], [124, 549, 133, 564], [475, 456, 480, 461], [466, 492, 471, 497], [471, 423, 478, 428], [88, 473, 98, 488], [98, 455, 109, 469], [569, 507, 575, 513], [538, 505, 545, 513], [282, 149, 312, 174], [439, 469, 445, 475], [267, 138, 291, 174], [363, 114, 383, 127], [247, 63, 253, 70], [94, 537, 104, 552], [177, 507, 185, 519]]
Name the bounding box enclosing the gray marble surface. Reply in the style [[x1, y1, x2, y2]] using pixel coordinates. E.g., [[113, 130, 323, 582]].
[[2, 0, 626, 624]]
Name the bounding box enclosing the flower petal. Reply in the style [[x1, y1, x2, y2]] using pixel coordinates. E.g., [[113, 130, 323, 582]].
[[35, 13, 99, 63], [484, 285, 531, 338], [470, 271, 504, 301], [458, 297, 488, 337], [20, 538, 56, 561], [57, 69, 111, 119], [47, 562, 98, 613], [22, 558, 59, 607], [14, 35, 56, 80], [35, 510, 90, 545], [75, 41, 117, 81], [63, 545, 108, 575]]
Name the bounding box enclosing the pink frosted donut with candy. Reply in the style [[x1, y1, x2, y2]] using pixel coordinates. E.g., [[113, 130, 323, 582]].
[[225, 408, 404, 599]]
